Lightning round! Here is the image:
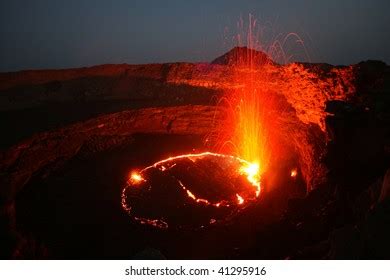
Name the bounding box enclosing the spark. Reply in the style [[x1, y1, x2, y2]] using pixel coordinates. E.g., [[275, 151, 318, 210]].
[[236, 194, 245, 204], [196, 198, 210, 204], [186, 189, 196, 200], [290, 168, 298, 178], [129, 171, 144, 184]]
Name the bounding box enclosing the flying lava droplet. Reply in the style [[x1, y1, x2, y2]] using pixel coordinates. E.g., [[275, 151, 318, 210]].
[[290, 168, 298, 178]]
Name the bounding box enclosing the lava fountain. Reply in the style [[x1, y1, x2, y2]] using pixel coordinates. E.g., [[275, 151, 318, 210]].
[[122, 15, 306, 229], [214, 14, 312, 177], [212, 14, 297, 174]]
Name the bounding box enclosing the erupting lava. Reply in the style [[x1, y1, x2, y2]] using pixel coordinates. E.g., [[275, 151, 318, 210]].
[[129, 172, 145, 184], [212, 15, 310, 178], [212, 15, 286, 175], [122, 152, 261, 229], [240, 161, 260, 196], [122, 15, 314, 228]]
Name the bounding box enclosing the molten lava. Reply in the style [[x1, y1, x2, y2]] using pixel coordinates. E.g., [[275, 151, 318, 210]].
[[240, 161, 261, 196], [121, 15, 354, 228], [212, 15, 283, 175], [129, 172, 144, 184], [122, 152, 261, 229], [212, 15, 312, 180], [290, 168, 298, 178]]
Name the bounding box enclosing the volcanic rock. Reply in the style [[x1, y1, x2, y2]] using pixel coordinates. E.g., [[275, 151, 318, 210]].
[[1, 48, 389, 259], [211, 46, 274, 66], [0, 105, 220, 203], [0, 48, 360, 135], [0, 105, 222, 257]]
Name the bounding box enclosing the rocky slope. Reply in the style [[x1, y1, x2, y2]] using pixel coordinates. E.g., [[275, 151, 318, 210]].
[[0, 48, 357, 132]]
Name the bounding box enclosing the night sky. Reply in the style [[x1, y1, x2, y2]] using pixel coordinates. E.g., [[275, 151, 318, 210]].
[[1, 0, 390, 71]]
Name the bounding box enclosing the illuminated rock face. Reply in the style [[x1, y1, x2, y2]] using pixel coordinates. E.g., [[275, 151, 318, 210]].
[[0, 105, 219, 204], [0, 49, 355, 133], [0, 49, 388, 258], [122, 153, 261, 229]]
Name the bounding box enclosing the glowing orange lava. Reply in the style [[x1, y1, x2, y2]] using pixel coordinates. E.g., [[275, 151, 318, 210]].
[[213, 15, 280, 175], [121, 15, 327, 229], [127, 152, 261, 205], [128, 171, 144, 184], [290, 168, 298, 178], [212, 15, 309, 179], [236, 194, 245, 205], [122, 152, 263, 228], [240, 162, 261, 196]]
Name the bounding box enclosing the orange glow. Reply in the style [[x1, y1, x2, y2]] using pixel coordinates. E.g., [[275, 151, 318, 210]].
[[240, 162, 261, 196], [147, 151, 261, 200], [206, 15, 356, 192], [186, 189, 196, 200], [144, 152, 261, 196], [212, 71, 274, 179], [290, 168, 298, 178], [213, 16, 279, 175], [121, 15, 359, 228], [236, 194, 245, 205], [129, 171, 144, 184], [210, 15, 326, 184], [124, 152, 261, 210]]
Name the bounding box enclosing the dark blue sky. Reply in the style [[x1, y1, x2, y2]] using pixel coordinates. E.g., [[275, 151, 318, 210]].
[[1, 0, 389, 71]]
